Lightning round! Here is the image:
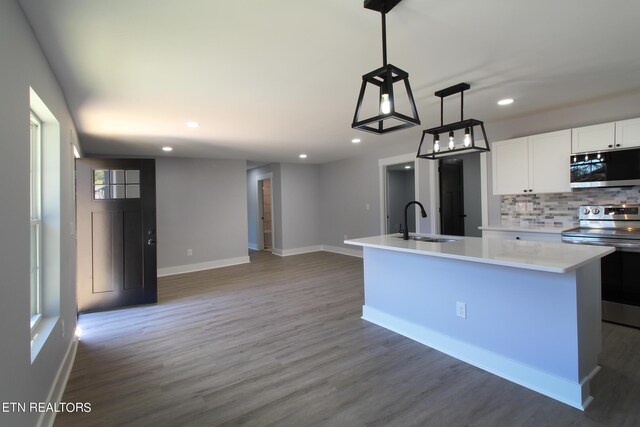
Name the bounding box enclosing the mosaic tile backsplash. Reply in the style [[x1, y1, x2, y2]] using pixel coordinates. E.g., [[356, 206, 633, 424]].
[[500, 187, 640, 226]]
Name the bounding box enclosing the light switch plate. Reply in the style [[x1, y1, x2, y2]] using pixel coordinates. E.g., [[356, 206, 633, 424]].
[[526, 202, 534, 212]]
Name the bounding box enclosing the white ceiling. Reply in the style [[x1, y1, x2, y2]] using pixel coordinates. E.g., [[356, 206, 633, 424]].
[[19, 0, 640, 164]]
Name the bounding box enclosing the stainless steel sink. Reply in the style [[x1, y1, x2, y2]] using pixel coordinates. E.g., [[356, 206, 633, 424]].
[[398, 236, 458, 243]]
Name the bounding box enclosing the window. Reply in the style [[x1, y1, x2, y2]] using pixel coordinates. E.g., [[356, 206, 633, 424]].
[[93, 169, 141, 199], [30, 112, 42, 333]]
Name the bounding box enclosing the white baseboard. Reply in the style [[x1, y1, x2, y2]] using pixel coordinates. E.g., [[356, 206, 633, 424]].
[[157, 256, 250, 277], [321, 245, 363, 258], [271, 245, 362, 258], [39, 337, 78, 427], [362, 305, 592, 411], [275, 245, 323, 257], [248, 243, 259, 250]]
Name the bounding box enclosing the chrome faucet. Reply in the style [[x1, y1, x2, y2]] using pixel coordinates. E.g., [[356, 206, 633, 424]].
[[403, 201, 428, 240]]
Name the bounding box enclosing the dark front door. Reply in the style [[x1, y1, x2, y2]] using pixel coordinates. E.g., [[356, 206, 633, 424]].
[[76, 158, 157, 313], [439, 158, 465, 236]]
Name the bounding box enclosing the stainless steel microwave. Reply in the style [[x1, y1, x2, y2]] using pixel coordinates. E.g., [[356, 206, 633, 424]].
[[570, 148, 640, 188]]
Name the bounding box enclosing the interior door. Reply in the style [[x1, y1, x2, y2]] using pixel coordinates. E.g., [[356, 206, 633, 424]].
[[76, 158, 157, 313], [439, 158, 465, 236]]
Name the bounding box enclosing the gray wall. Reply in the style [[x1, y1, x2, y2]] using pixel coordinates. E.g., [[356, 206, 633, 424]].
[[319, 141, 434, 252], [0, 2, 79, 426], [156, 158, 248, 269], [280, 163, 321, 250]]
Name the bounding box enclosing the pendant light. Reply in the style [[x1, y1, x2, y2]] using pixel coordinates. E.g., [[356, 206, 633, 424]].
[[352, 0, 420, 134], [417, 83, 490, 160]]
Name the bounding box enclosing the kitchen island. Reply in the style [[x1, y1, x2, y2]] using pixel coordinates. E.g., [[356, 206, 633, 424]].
[[344, 234, 614, 410]]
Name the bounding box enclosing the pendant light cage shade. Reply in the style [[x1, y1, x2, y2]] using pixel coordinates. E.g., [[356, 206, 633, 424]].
[[416, 82, 490, 160], [352, 64, 421, 134], [417, 120, 490, 159], [352, 0, 420, 134]]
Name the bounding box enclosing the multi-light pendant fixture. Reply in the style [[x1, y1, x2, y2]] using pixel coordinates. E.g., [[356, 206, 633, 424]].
[[352, 1, 490, 158], [416, 83, 490, 160], [351, 0, 420, 134]]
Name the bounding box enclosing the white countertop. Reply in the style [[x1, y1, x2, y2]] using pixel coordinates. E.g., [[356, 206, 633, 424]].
[[344, 234, 614, 273], [479, 224, 575, 234]]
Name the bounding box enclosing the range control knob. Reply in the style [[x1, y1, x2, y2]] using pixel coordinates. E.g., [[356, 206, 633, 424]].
[[592, 208, 600, 214], [582, 208, 591, 215]]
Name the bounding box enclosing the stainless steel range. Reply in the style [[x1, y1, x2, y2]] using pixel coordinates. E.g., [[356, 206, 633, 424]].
[[562, 205, 640, 328]]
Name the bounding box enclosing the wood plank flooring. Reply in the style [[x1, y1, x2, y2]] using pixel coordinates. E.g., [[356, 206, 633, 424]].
[[56, 250, 640, 426]]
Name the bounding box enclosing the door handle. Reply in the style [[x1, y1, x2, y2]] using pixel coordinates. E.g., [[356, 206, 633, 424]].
[[147, 239, 156, 246]]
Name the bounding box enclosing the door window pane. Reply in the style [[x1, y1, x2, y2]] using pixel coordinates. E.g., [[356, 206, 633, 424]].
[[126, 170, 140, 184], [94, 170, 109, 185], [126, 185, 140, 198], [111, 170, 125, 184], [94, 185, 109, 199], [111, 184, 126, 199]]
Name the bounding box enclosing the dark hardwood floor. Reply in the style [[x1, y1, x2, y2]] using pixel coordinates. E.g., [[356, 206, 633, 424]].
[[56, 250, 640, 426]]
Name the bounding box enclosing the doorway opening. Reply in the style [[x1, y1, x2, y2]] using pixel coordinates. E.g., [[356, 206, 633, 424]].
[[257, 177, 273, 251], [385, 162, 416, 234], [437, 153, 482, 237]]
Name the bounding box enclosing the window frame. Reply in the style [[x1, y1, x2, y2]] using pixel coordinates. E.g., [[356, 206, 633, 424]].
[[30, 112, 42, 334]]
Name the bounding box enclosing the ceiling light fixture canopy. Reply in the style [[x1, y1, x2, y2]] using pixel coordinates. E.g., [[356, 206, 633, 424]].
[[417, 83, 490, 160], [351, 0, 420, 134]]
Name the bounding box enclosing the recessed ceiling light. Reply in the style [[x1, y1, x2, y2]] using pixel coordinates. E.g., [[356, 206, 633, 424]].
[[299, 154, 308, 159], [497, 98, 514, 106], [352, 138, 361, 144], [404, 165, 411, 169], [162, 146, 173, 152], [186, 121, 200, 128]]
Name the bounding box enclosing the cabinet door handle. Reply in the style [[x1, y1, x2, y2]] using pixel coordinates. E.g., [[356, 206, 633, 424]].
[[616, 144, 621, 147], [516, 237, 521, 240], [608, 144, 613, 148]]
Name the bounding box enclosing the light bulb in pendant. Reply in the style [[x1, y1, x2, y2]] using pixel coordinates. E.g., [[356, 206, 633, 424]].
[[380, 93, 391, 115], [433, 134, 440, 153], [448, 131, 455, 150], [463, 127, 471, 147]]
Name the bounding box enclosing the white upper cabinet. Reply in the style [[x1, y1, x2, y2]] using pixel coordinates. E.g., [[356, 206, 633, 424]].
[[615, 117, 640, 149], [571, 119, 640, 153], [492, 137, 529, 195], [528, 130, 571, 193], [571, 122, 616, 153], [493, 130, 571, 195]]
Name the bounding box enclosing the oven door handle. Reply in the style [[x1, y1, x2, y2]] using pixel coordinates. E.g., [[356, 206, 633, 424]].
[[561, 238, 640, 252]]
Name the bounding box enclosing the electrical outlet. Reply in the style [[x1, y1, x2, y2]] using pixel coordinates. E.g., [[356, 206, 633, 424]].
[[344, 235, 348, 240], [516, 203, 526, 213], [526, 202, 534, 212], [187, 249, 193, 256], [456, 301, 467, 319], [366, 203, 370, 210]]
